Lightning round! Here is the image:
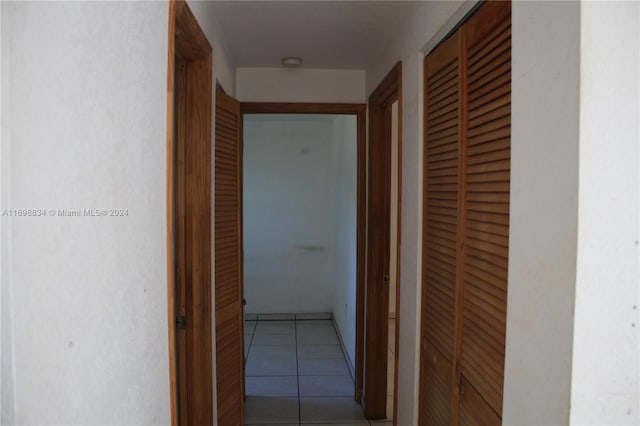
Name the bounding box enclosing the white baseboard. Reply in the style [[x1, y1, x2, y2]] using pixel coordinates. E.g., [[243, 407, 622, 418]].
[[332, 317, 356, 382]]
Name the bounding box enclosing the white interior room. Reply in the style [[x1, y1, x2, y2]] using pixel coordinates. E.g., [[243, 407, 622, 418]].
[[242, 113, 359, 363]]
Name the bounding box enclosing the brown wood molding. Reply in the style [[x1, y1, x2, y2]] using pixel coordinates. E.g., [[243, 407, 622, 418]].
[[392, 64, 403, 426], [369, 62, 402, 108], [354, 105, 367, 404], [174, 0, 211, 60], [166, 1, 213, 424], [363, 61, 402, 421], [166, 3, 177, 425]]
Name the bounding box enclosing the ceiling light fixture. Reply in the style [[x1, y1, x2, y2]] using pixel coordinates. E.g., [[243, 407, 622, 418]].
[[281, 57, 303, 67]]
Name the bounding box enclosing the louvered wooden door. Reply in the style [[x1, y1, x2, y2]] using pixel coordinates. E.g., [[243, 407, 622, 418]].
[[458, 3, 511, 423], [420, 2, 511, 425], [214, 89, 244, 425], [420, 30, 461, 425]]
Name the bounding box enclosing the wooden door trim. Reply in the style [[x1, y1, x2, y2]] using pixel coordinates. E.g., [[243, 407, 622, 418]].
[[240, 102, 367, 402], [364, 61, 402, 421], [166, 1, 213, 425]]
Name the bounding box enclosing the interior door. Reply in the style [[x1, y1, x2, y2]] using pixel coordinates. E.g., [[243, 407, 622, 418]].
[[457, 2, 511, 423], [214, 89, 244, 424], [363, 65, 397, 419], [364, 103, 391, 420], [419, 2, 511, 425], [420, 30, 461, 425]]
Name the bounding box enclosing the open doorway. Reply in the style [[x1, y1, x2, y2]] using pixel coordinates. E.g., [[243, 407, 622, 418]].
[[363, 62, 402, 422], [239, 103, 367, 423]]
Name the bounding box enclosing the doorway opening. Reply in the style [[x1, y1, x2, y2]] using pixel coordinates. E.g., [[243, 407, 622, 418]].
[[240, 103, 367, 423], [363, 62, 402, 422]]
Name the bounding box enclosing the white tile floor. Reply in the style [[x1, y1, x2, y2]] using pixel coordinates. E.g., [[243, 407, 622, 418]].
[[244, 319, 392, 426]]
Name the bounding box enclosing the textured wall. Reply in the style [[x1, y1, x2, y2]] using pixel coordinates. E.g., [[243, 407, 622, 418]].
[[331, 115, 358, 369], [504, 2, 580, 423], [236, 68, 365, 103], [2, 2, 171, 424], [570, 2, 639, 423], [243, 115, 337, 314]]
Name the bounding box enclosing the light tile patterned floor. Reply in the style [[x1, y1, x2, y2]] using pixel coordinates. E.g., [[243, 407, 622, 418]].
[[243, 319, 392, 426]]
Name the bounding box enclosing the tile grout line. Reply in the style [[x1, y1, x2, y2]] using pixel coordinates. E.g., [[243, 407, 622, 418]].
[[245, 318, 375, 425], [295, 318, 302, 425], [245, 319, 257, 362]]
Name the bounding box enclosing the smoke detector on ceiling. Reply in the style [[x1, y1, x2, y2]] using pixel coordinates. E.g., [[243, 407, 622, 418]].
[[281, 57, 303, 67]]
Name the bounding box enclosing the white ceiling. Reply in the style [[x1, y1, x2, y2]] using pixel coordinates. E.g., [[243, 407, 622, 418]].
[[207, 1, 426, 70]]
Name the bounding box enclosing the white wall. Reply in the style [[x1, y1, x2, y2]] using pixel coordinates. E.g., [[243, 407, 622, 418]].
[[243, 113, 359, 345], [504, 2, 581, 424], [0, 2, 13, 423], [331, 115, 358, 369], [570, 2, 639, 424], [1, 2, 171, 424], [236, 68, 366, 103], [243, 115, 337, 314]]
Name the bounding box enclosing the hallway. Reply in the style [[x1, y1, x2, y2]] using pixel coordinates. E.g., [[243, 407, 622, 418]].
[[2, 2, 637, 425], [243, 319, 392, 425]]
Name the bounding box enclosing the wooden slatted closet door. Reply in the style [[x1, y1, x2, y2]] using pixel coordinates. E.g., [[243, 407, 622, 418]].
[[420, 30, 462, 426], [214, 89, 244, 425], [457, 2, 511, 424], [420, 2, 511, 425]]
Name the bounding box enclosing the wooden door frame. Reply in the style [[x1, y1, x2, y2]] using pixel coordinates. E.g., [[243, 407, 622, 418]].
[[166, 1, 213, 425], [363, 61, 402, 421], [240, 102, 367, 401]]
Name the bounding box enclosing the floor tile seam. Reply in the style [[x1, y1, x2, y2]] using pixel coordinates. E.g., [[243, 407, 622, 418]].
[[296, 357, 344, 360], [246, 319, 258, 360], [298, 374, 353, 377], [245, 374, 299, 377], [298, 396, 361, 399], [251, 343, 297, 346], [296, 343, 341, 346], [251, 344, 297, 347], [297, 374, 353, 377], [246, 358, 297, 363], [247, 374, 298, 378], [295, 318, 302, 424], [299, 395, 355, 398], [295, 328, 335, 332], [247, 357, 297, 361]]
